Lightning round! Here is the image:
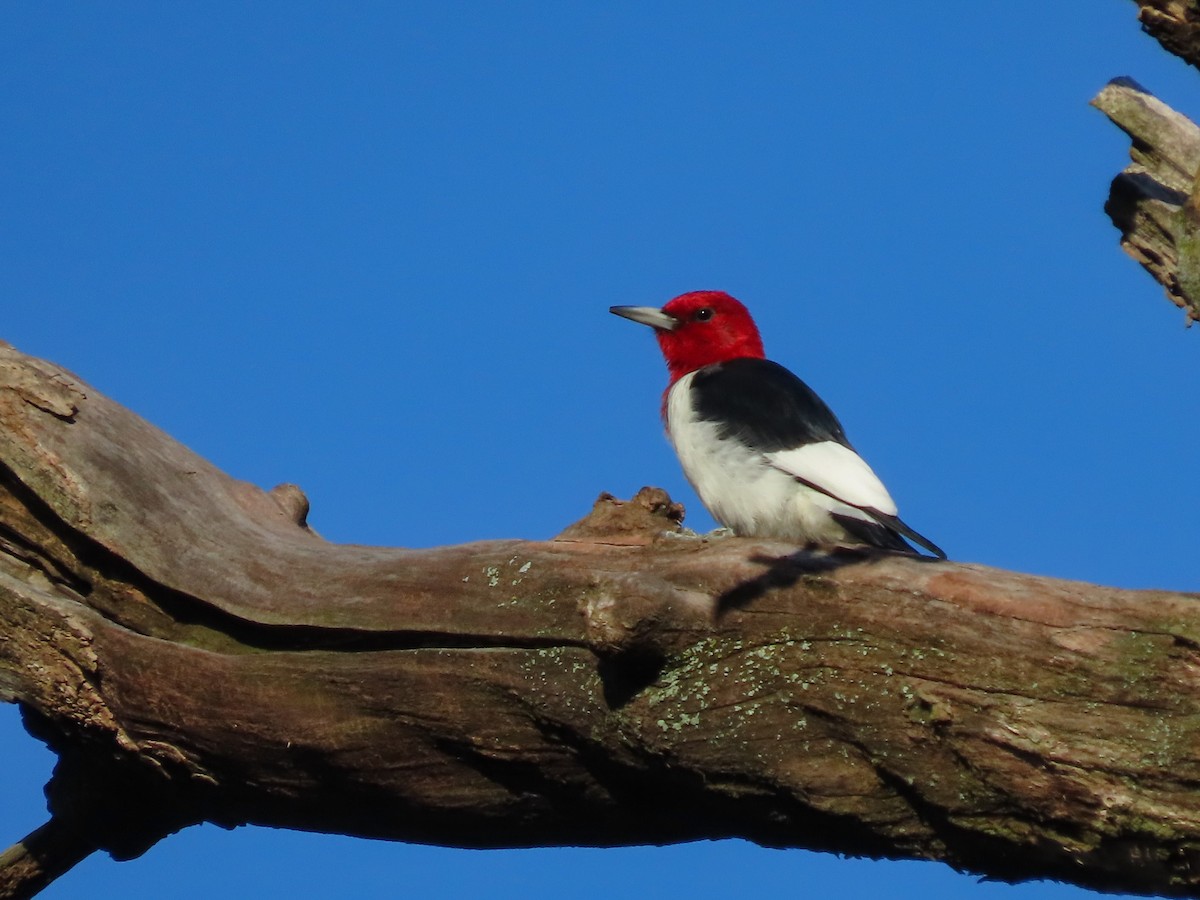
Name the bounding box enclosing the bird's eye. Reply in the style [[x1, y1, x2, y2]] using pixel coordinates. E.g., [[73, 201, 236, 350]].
[[694, 308, 714, 321]]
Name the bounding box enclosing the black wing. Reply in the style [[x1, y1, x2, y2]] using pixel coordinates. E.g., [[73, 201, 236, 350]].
[[689, 357, 850, 452]]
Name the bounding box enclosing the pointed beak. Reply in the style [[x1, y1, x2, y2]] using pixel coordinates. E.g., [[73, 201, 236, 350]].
[[610, 305, 679, 331]]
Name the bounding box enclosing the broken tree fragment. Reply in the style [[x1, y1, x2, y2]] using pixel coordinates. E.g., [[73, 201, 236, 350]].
[[1093, 77, 1200, 323], [3, 342, 1200, 898], [1135, 0, 1200, 72]]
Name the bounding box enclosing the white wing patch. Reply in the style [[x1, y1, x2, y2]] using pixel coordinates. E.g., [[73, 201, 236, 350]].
[[765, 441, 898, 516]]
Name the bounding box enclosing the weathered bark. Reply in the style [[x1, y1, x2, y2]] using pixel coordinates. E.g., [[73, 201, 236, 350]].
[[2, 342, 1200, 900], [1092, 2, 1200, 322], [0, 820, 98, 900], [1136, 0, 1200, 71], [1093, 77, 1200, 323]]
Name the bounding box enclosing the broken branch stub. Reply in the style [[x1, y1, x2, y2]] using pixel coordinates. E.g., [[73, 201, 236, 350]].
[[1093, 76, 1200, 323]]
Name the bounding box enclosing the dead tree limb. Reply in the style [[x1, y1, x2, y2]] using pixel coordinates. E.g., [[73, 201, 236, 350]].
[[2, 341, 1200, 899], [1093, 77, 1200, 323], [1136, 0, 1200, 71], [1094, 2, 1200, 322]]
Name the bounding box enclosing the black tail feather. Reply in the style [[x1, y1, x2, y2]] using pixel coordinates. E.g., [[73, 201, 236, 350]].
[[870, 510, 947, 559], [832, 510, 946, 559]]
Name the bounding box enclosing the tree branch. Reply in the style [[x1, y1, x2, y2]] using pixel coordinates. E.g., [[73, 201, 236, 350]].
[[1135, 0, 1200, 72], [0, 819, 99, 900], [1, 342, 1200, 898], [1093, 77, 1200, 323], [1093, 2, 1200, 322]]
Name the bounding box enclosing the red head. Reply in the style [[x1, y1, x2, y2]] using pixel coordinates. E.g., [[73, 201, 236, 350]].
[[610, 291, 765, 383]]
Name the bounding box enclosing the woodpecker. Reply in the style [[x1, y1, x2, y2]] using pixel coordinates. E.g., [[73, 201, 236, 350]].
[[611, 291, 945, 558]]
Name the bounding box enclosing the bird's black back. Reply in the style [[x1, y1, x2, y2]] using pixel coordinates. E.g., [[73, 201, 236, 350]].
[[689, 357, 850, 452]]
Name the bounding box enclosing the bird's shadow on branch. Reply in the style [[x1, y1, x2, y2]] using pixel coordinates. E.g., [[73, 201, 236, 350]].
[[715, 545, 940, 618]]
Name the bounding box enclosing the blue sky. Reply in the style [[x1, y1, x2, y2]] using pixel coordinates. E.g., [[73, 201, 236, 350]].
[[2, 3, 1197, 897]]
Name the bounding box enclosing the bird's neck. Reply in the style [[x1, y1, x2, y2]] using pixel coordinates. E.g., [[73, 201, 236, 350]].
[[666, 351, 762, 386], [659, 333, 765, 385]]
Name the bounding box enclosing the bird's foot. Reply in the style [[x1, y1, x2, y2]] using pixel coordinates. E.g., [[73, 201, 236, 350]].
[[658, 526, 734, 541], [659, 527, 703, 540]]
